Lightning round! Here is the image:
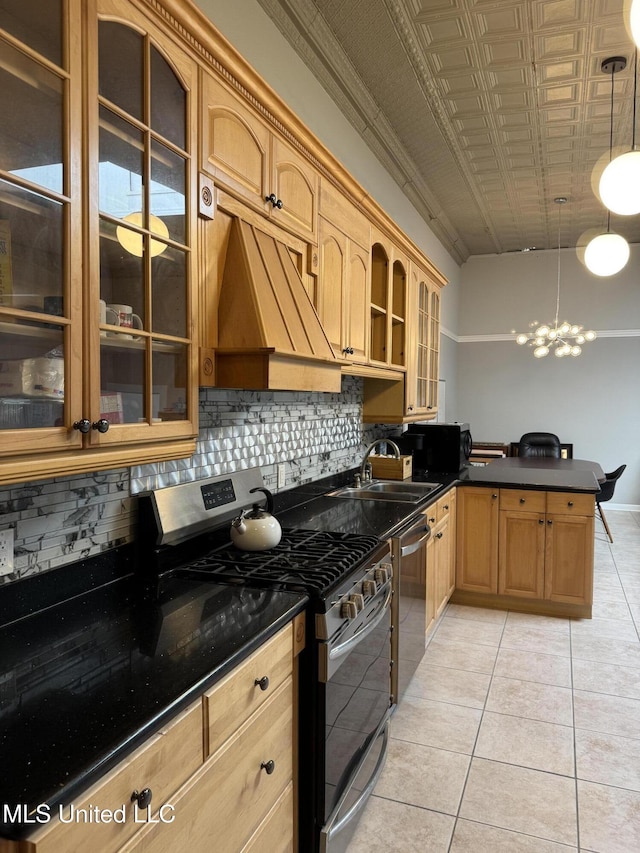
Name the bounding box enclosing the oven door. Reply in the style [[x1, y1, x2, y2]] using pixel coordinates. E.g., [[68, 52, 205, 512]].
[[319, 578, 393, 853]]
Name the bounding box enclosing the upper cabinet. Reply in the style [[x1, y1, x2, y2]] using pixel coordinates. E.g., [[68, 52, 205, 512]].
[[201, 72, 317, 243], [406, 262, 440, 417], [317, 179, 370, 365], [362, 256, 444, 423], [0, 0, 199, 484], [369, 229, 407, 371]]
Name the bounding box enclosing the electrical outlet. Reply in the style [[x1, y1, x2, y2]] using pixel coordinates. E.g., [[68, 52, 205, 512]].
[[0, 528, 14, 576], [277, 463, 286, 490]]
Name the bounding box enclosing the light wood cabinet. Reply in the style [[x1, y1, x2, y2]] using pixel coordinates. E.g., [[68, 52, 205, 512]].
[[404, 263, 440, 418], [368, 229, 407, 370], [425, 488, 457, 621], [361, 256, 444, 423], [455, 487, 500, 594], [317, 181, 370, 364], [201, 71, 317, 243], [0, 0, 199, 485], [16, 702, 203, 853], [455, 486, 594, 616], [2, 621, 301, 853]]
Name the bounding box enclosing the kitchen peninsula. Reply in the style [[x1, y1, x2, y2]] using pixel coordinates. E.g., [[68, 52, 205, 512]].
[[454, 457, 601, 619]]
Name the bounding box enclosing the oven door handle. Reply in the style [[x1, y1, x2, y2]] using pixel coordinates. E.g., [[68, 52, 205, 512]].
[[400, 522, 431, 557], [328, 585, 392, 664], [320, 716, 390, 852]]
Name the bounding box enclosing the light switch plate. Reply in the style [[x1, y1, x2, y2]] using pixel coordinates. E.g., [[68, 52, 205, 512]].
[[277, 463, 286, 490], [0, 528, 14, 576]]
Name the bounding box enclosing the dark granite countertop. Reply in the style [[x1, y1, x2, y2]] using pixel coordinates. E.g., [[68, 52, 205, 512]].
[[0, 558, 306, 839], [0, 457, 598, 840], [458, 458, 603, 493]]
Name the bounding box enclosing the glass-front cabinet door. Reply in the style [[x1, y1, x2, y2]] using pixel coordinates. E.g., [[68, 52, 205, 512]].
[[90, 1, 196, 446], [0, 0, 197, 477], [0, 0, 83, 453]]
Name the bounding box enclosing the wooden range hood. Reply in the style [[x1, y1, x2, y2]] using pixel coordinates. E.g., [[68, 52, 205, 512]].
[[216, 218, 343, 392]]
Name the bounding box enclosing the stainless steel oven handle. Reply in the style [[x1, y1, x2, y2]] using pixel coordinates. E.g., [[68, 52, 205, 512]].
[[328, 585, 392, 663], [400, 523, 431, 557], [320, 717, 390, 852]]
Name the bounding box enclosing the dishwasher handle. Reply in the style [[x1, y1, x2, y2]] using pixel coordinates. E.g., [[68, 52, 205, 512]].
[[399, 519, 431, 557]]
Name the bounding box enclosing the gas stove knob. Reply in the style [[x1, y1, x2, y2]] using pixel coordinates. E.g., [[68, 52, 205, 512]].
[[341, 599, 358, 620], [374, 566, 389, 586], [362, 579, 377, 596], [349, 592, 365, 613]]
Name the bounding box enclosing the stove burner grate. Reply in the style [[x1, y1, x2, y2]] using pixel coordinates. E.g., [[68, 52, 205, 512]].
[[167, 529, 381, 595]]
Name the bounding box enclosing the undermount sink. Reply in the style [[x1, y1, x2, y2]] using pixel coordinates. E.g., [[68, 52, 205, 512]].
[[327, 480, 441, 503]]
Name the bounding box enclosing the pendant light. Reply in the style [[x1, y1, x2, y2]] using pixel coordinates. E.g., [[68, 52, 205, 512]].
[[630, 0, 640, 52], [515, 198, 596, 358], [599, 50, 640, 215], [585, 57, 630, 277]]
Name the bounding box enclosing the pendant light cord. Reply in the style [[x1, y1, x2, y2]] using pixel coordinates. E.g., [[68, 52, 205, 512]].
[[554, 200, 562, 330], [633, 48, 638, 151]]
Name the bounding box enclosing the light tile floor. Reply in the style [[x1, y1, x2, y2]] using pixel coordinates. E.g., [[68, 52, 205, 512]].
[[347, 509, 640, 853]]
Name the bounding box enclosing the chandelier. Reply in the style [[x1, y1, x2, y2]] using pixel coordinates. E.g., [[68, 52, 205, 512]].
[[515, 198, 597, 359]]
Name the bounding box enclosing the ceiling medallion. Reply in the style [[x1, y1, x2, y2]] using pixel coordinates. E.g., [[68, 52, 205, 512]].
[[515, 198, 596, 359]]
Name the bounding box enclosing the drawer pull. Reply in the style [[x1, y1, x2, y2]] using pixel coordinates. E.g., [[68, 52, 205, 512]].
[[255, 676, 270, 691], [568, 501, 574, 507], [261, 760, 275, 775], [520, 498, 526, 504], [131, 788, 153, 809]]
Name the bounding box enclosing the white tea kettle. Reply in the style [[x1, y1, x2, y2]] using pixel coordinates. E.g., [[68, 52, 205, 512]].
[[230, 486, 282, 551]]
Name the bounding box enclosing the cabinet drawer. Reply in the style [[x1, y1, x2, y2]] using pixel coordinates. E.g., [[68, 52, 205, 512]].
[[122, 678, 293, 853], [546, 491, 594, 516], [500, 489, 546, 513], [242, 780, 294, 853], [436, 490, 454, 522], [204, 622, 292, 758], [23, 702, 202, 853]]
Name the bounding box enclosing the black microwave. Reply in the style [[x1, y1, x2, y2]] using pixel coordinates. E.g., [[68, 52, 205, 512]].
[[405, 423, 472, 473]]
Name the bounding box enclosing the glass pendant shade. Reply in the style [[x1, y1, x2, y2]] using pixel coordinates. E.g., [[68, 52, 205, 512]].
[[599, 150, 640, 215], [584, 232, 630, 276], [631, 0, 640, 49]]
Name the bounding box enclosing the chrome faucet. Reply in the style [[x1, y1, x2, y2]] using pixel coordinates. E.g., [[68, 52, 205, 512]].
[[358, 438, 401, 485]]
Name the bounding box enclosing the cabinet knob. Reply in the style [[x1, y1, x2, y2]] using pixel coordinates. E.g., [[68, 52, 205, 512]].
[[73, 418, 91, 434], [428, 516, 436, 523], [539, 519, 545, 525], [254, 676, 270, 691], [492, 494, 498, 500], [519, 498, 526, 504], [443, 504, 449, 510], [568, 501, 574, 507], [265, 193, 283, 209], [408, 405, 414, 411], [547, 519, 553, 525], [131, 788, 153, 809], [436, 531, 443, 539], [342, 347, 354, 355], [261, 760, 275, 775], [92, 419, 110, 433]]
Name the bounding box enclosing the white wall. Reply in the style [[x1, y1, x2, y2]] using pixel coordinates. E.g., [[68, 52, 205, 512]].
[[456, 248, 640, 505]]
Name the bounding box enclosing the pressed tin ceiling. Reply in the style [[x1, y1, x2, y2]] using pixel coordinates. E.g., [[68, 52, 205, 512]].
[[256, 0, 640, 263]]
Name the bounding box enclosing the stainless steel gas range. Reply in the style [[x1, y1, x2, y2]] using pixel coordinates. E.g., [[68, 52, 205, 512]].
[[139, 468, 394, 853]]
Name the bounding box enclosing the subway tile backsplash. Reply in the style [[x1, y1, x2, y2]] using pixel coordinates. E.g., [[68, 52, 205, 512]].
[[0, 376, 397, 583]]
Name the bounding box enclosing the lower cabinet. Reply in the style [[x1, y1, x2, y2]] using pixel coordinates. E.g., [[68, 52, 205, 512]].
[[426, 488, 456, 631], [6, 621, 299, 853], [456, 487, 594, 615]]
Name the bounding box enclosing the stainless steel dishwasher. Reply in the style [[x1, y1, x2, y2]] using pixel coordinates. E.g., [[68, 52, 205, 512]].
[[390, 512, 431, 703]]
